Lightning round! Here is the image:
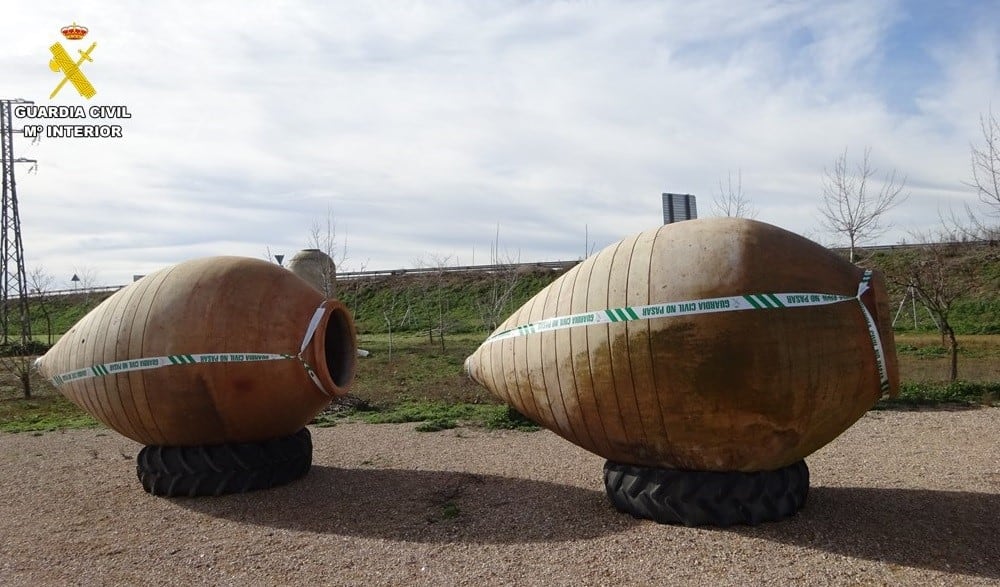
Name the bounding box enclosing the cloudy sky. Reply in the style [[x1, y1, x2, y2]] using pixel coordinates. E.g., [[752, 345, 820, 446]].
[[2, 1, 998, 287]]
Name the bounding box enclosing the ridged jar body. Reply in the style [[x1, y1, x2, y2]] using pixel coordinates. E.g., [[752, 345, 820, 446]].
[[465, 219, 899, 472], [35, 256, 357, 446]]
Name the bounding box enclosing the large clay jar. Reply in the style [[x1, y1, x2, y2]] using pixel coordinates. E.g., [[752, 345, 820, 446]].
[[288, 248, 337, 297], [35, 256, 356, 447], [465, 218, 899, 472]]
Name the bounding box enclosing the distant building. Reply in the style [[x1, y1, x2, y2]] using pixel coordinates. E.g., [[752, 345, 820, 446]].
[[662, 193, 697, 224]]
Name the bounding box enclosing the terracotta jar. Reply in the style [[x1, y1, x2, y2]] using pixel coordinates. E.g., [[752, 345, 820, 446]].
[[465, 218, 899, 472], [288, 248, 337, 297], [35, 256, 356, 446]]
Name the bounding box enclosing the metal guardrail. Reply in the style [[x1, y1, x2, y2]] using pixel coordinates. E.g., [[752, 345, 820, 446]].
[[24, 261, 579, 298], [336, 260, 578, 279], [26, 284, 124, 298], [830, 240, 995, 254], [24, 240, 995, 298]]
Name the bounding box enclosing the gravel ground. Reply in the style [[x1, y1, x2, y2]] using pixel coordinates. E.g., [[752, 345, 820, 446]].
[[1, 408, 998, 586]]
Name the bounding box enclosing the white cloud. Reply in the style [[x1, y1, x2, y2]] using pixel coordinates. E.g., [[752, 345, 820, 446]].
[[2, 0, 998, 286]]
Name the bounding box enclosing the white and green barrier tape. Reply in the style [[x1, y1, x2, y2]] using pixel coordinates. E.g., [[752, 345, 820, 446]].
[[484, 270, 891, 396], [43, 304, 333, 396], [50, 352, 294, 386]]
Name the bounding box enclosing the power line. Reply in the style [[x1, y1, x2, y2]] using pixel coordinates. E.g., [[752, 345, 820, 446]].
[[0, 98, 36, 345]]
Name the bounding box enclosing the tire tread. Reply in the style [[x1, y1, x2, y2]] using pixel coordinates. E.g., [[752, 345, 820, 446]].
[[603, 460, 809, 526], [137, 428, 312, 497]]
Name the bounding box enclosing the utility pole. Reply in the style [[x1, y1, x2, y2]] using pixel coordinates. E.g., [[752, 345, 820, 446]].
[[0, 99, 36, 345]]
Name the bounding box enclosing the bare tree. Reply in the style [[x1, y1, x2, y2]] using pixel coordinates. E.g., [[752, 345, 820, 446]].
[[345, 257, 369, 321], [898, 233, 969, 382], [0, 353, 33, 399], [28, 266, 55, 345], [583, 225, 597, 260], [305, 208, 348, 299], [943, 110, 1000, 241], [897, 224, 998, 382], [0, 267, 50, 398], [382, 286, 412, 362], [478, 262, 520, 332], [73, 265, 98, 289], [72, 265, 100, 304], [939, 204, 999, 242], [410, 254, 434, 343], [712, 169, 758, 219], [967, 109, 1000, 213], [309, 208, 348, 267], [819, 147, 908, 262], [477, 225, 522, 332], [421, 253, 455, 350]]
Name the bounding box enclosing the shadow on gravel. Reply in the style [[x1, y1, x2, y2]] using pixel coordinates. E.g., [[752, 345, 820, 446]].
[[173, 466, 635, 543], [730, 486, 1000, 580]]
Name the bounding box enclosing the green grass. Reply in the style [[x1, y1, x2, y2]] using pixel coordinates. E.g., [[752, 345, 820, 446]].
[[868, 245, 1000, 335], [415, 419, 458, 432], [895, 343, 949, 358], [362, 400, 496, 424], [441, 502, 460, 520], [891, 299, 1000, 335], [877, 381, 1000, 408], [14, 292, 111, 342], [312, 399, 539, 432], [338, 270, 567, 335], [893, 333, 1000, 383], [482, 405, 542, 431], [0, 394, 101, 433], [350, 332, 493, 407], [0, 362, 94, 433]]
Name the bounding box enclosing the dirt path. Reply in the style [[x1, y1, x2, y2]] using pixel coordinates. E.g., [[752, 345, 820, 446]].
[[1, 408, 998, 586]]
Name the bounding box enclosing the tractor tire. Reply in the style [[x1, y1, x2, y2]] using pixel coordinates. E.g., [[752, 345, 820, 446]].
[[603, 459, 809, 526], [137, 428, 312, 497]]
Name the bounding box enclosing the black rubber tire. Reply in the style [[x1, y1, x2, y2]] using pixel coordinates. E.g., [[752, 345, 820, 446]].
[[603, 459, 809, 527], [137, 428, 312, 497]]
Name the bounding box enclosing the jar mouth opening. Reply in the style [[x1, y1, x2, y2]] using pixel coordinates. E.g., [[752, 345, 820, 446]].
[[311, 300, 357, 395]]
